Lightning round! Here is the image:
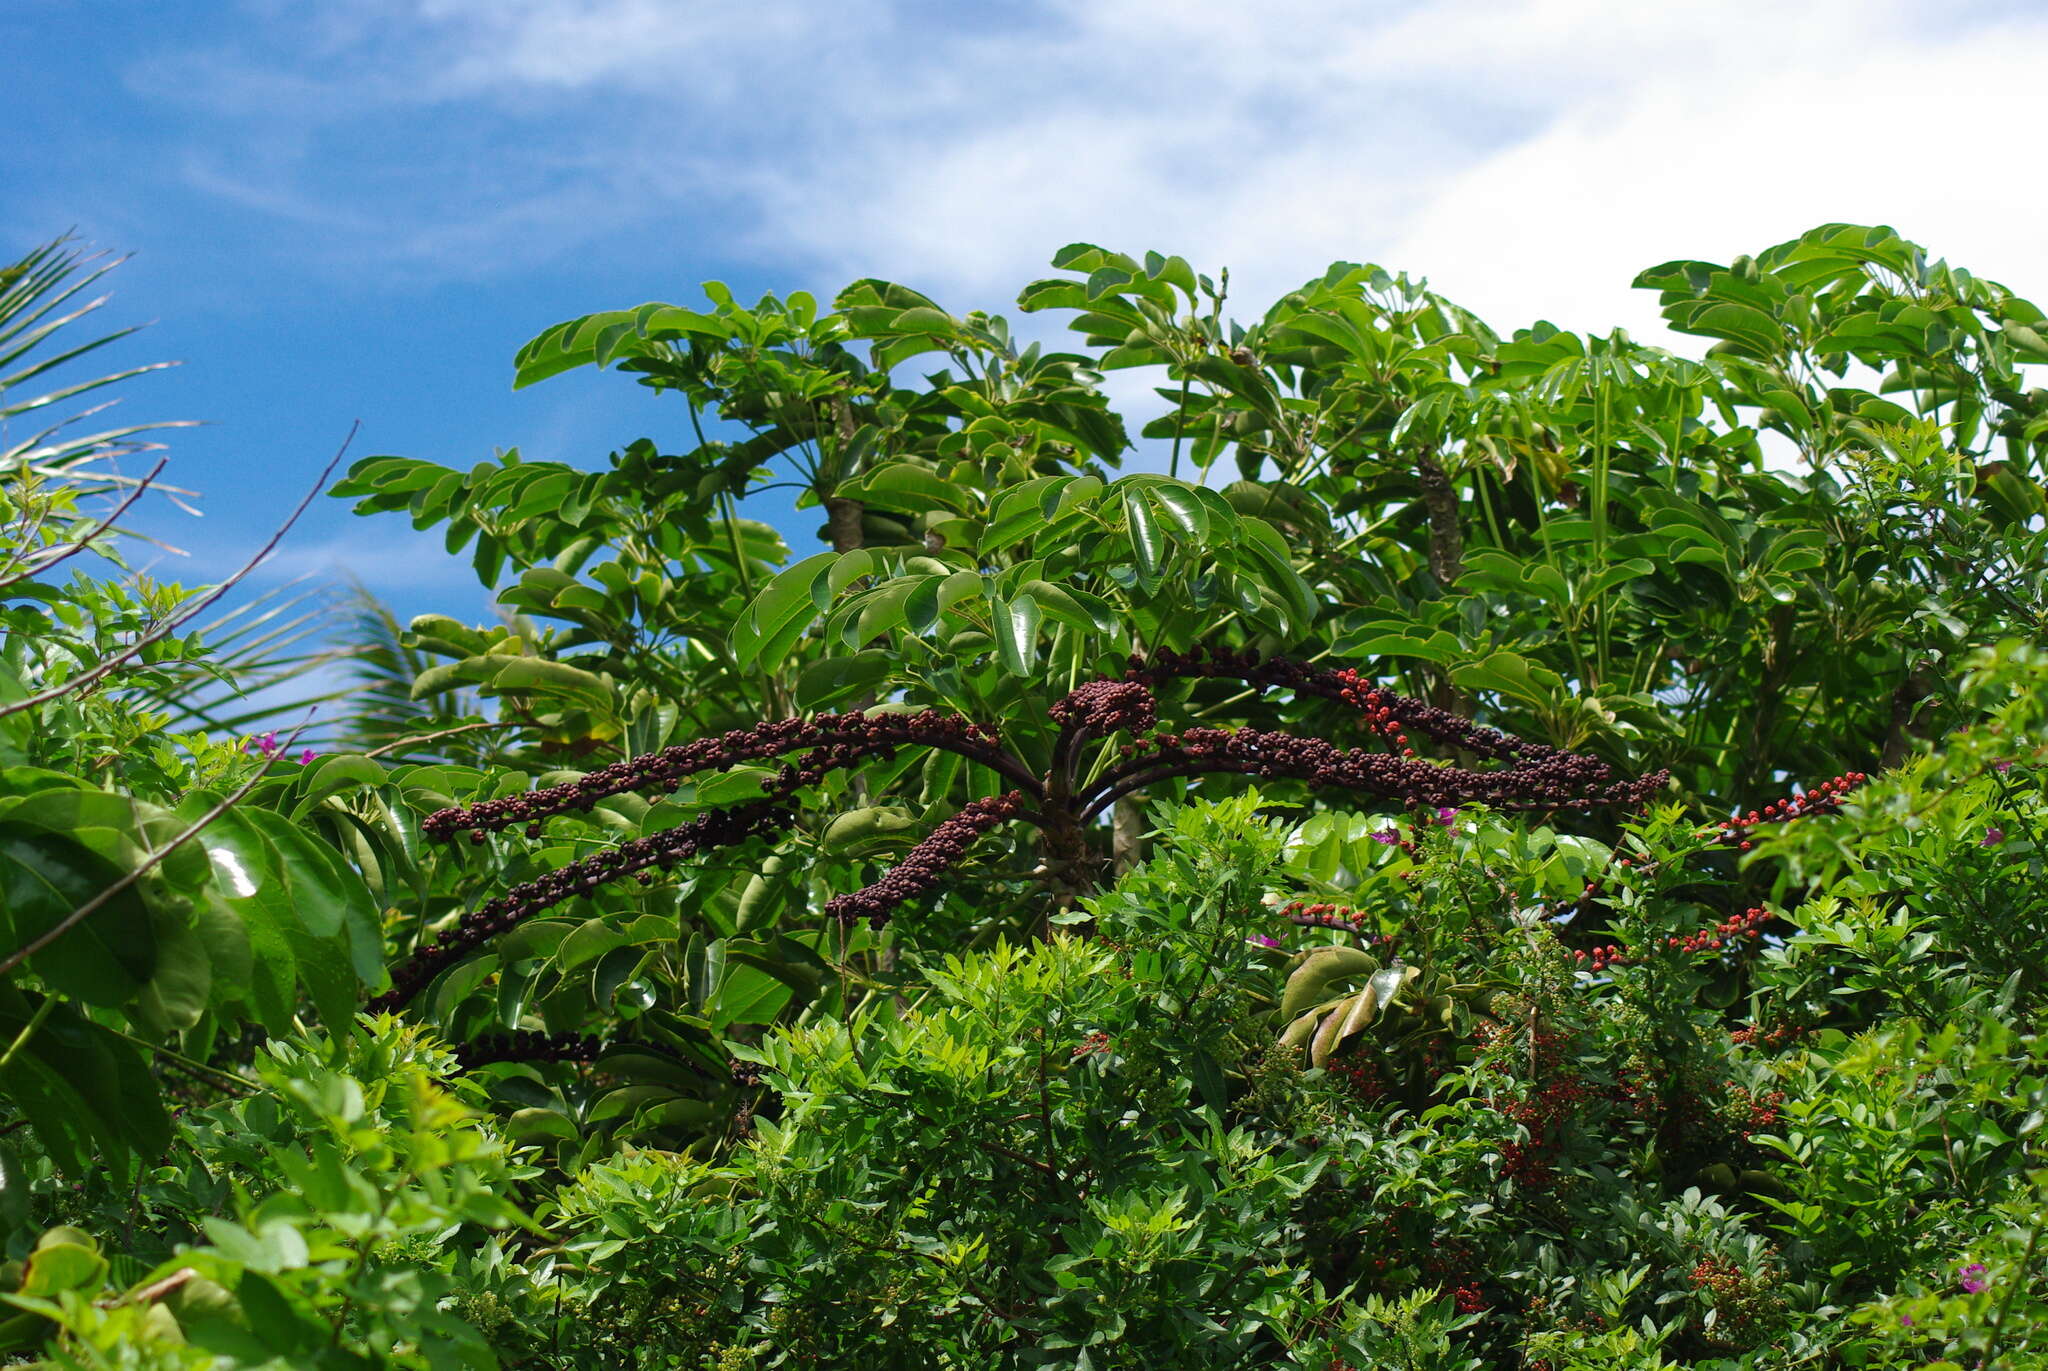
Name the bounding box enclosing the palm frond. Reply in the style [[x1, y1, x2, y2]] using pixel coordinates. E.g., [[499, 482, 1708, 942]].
[[0, 235, 196, 484], [329, 583, 503, 762]]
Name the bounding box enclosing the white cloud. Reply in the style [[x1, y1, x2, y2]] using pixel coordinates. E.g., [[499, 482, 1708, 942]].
[[145, 0, 2048, 343], [1377, 2, 2048, 340]]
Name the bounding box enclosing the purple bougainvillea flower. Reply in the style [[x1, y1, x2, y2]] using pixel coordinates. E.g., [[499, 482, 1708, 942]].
[[1900, 1313, 1912, 1326], [1435, 806, 1459, 827], [297, 749, 317, 765], [1370, 829, 1400, 846], [1994, 759, 2014, 772], [1249, 933, 1281, 948], [1982, 827, 2006, 848], [1959, 1261, 1989, 1293]]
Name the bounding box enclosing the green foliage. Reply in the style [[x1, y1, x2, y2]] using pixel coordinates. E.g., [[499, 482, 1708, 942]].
[[9, 220, 2048, 1367], [0, 1017, 536, 1368]]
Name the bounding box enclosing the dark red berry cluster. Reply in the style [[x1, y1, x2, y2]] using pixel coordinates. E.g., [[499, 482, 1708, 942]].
[[1048, 679, 1157, 736], [1129, 648, 1669, 796], [823, 791, 1025, 929], [381, 653, 1666, 1024], [1327, 1057, 1387, 1102], [453, 1030, 601, 1070], [423, 710, 1015, 841], [1089, 721, 1658, 823], [1716, 772, 1868, 849], [372, 800, 793, 1011]]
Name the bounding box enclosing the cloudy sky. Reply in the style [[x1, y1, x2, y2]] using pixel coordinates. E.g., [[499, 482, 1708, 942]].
[[7, 0, 2048, 622]]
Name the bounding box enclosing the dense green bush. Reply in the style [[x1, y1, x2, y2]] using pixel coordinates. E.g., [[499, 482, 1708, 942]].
[[4, 223, 2048, 1367]]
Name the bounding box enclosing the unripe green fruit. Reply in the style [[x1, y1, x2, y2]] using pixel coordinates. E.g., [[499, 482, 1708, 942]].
[[821, 805, 918, 856]]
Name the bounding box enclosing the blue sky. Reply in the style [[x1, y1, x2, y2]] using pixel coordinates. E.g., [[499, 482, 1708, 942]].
[[7, 0, 2048, 631]]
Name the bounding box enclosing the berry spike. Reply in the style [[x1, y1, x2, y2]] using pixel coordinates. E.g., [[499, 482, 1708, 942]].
[[1081, 725, 1663, 821], [454, 1030, 603, 1071], [372, 800, 794, 1012], [1127, 649, 1540, 762], [823, 791, 1026, 929], [422, 709, 1034, 842]]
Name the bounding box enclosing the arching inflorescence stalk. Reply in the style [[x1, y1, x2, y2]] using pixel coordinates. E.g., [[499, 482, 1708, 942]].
[[378, 648, 1667, 1011]]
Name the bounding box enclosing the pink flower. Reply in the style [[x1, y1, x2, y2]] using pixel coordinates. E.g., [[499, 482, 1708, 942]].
[[297, 749, 317, 765], [244, 732, 282, 760], [1249, 934, 1281, 948], [1435, 806, 1459, 827], [1982, 827, 2006, 848], [1370, 829, 1400, 846]]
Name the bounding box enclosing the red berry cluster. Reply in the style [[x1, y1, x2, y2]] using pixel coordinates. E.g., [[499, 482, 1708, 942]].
[[453, 1029, 602, 1070], [1328, 1057, 1389, 1103], [1728, 1022, 1806, 1051], [1472, 1020, 1594, 1191], [1091, 722, 1656, 824], [1497, 1073, 1598, 1189], [1451, 1284, 1488, 1315], [1571, 907, 1772, 971], [1610, 1064, 1659, 1121], [1275, 898, 1398, 946], [823, 791, 1026, 929], [423, 710, 1016, 841], [371, 801, 793, 1011], [1725, 1085, 1787, 1138], [1071, 1031, 1112, 1058], [1687, 1253, 1783, 1344], [1715, 772, 1868, 850]]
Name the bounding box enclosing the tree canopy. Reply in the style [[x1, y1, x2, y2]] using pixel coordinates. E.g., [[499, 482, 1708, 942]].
[[2, 223, 2046, 1368]]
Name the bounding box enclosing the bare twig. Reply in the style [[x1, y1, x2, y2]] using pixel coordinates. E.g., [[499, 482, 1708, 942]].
[[0, 425, 357, 720], [364, 718, 524, 759], [119, 1267, 199, 1307]]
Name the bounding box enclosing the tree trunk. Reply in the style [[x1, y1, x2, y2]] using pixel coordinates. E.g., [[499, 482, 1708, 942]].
[[824, 497, 864, 553], [1881, 663, 1934, 770], [1415, 452, 1463, 589], [1112, 794, 1147, 876]]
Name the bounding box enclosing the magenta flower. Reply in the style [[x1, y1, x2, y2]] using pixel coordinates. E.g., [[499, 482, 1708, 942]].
[[1435, 806, 1458, 827], [1248, 933, 1281, 948], [1994, 759, 2013, 773], [297, 749, 317, 765], [244, 731, 282, 761], [1982, 827, 2006, 848], [1370, 829, 1400, 846], [1959, 1261, 1989, 1294]]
